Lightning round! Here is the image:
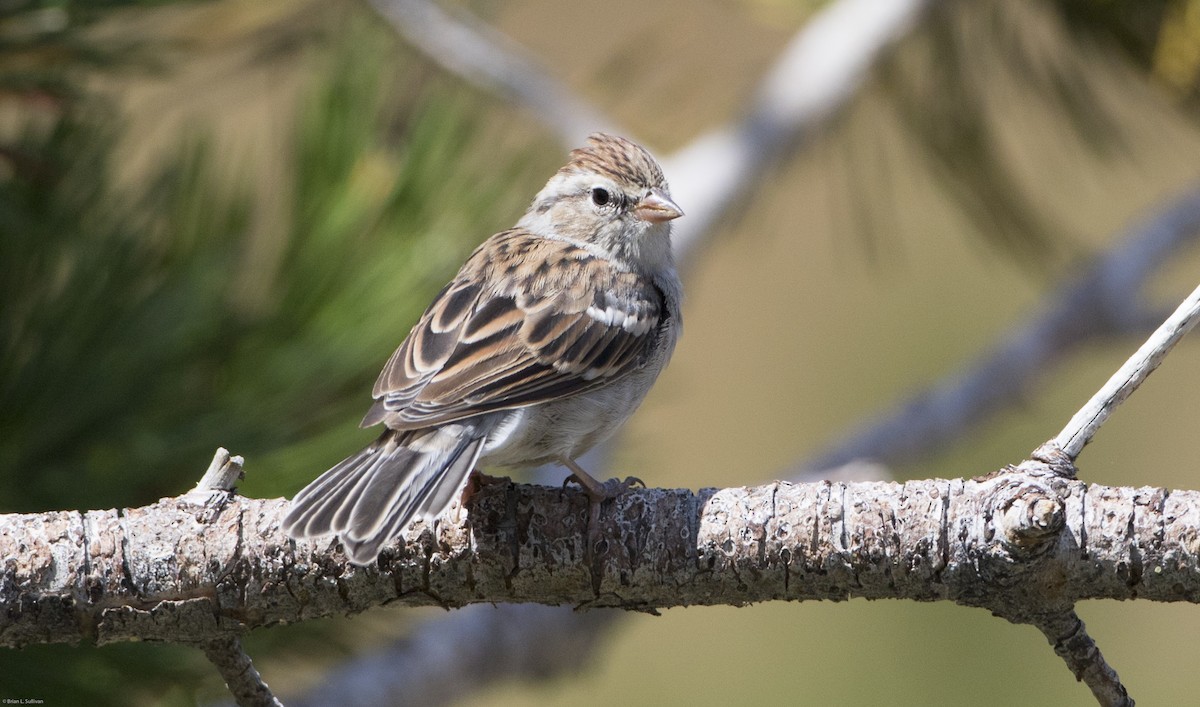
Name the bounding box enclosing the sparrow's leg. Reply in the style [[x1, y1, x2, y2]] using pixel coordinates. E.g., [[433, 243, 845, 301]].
[[559, 457, 646, 562], [560, 457, 643, 500]]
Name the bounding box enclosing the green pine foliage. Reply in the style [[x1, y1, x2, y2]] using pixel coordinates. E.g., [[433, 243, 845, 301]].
[[0, 13, 542, 704], [1, 40, 533, 513]]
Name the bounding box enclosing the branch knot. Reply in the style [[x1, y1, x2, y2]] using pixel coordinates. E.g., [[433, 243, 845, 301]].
[[995, 483, 1065, 552]]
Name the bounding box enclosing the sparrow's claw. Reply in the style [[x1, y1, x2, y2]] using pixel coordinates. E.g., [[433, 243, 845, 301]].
[[561, 471, 601, 499], [573, 475, 648, 496], [560, 458, 643, 502]]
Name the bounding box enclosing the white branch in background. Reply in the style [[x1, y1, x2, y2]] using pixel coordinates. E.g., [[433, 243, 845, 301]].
[[365, 0, 622, 146], [1054, 283, 1200, 459], [288, 604, 614, 707], [365, 0, 933, 266], [665, 0, 929, 257]]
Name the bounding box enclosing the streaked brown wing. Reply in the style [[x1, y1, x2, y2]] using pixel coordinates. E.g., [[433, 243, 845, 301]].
[[360, 230, 666, 430]]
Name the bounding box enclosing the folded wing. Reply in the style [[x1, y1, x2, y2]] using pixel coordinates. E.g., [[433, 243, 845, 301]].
[[361, 230, 667, 430]]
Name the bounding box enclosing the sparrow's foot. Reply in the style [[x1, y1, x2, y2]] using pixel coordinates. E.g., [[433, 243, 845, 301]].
[[559, 459, 646, 561], [560, 458, 642, 502], [459, 470, 509, 511]]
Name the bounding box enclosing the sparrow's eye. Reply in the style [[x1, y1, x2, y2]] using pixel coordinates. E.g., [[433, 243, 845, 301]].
[[590, 187, 612, 207]]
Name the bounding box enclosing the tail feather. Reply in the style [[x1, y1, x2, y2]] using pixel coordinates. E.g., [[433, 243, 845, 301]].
[[341, 434, 485, 563], [416, 434, 486, 519], [282, 446, 374, 538], [329, 449, 395, 537], [341, 442, 428, 542], [283, 422, 490, 565]]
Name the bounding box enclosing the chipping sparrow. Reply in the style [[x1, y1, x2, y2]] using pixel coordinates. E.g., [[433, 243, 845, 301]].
[[283, 133, 683, 565]]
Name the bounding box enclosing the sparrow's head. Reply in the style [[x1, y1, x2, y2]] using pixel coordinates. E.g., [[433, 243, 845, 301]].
[[519, 133, 683, 271]]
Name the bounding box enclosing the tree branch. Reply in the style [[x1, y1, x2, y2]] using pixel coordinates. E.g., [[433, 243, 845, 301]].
[[2, 463, 1199, 651]]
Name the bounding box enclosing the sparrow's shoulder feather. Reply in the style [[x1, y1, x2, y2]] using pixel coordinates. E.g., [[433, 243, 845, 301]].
[[362, 229, 668, 429]]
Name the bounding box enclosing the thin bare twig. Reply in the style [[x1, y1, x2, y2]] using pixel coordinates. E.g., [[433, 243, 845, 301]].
[[190, 447, 245, 494], [202, 636, 282, 707], [1036, 611, 1132, 707], [1054, 283, 1200, 459], [186, 448, 247, 526]]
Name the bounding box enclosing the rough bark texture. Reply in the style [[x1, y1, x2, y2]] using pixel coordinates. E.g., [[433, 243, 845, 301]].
[[2, 455, 1198, 649]]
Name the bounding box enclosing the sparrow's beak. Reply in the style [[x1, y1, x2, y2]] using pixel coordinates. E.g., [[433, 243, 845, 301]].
[[634, 189, 684, 223]]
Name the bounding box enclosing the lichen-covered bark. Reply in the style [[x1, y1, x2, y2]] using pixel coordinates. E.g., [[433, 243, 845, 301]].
[[2, 459, 1199, 648]]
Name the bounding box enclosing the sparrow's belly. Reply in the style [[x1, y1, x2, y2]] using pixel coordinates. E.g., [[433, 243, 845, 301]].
[[477, 363, 664, 469]]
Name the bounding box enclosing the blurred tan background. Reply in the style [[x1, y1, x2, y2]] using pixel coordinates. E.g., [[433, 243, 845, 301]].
[[3, 0, 1200, 704]]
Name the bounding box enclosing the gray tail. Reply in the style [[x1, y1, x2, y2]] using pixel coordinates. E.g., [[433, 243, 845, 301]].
[[282, 425, 486, 565]]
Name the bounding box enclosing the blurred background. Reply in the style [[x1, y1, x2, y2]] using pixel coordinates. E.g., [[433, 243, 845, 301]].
[[2, 0, 1200, 704]]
